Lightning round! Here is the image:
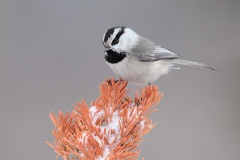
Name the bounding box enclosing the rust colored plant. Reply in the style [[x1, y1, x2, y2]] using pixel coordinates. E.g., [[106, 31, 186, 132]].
[[46, 78, 163, 160]]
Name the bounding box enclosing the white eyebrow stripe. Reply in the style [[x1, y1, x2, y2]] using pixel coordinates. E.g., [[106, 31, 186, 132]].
[[110, 28, 121, 43]]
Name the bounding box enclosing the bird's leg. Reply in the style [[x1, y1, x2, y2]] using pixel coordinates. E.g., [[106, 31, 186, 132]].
[[135, 97, 143, 106], [108, 78, 124, 86], [115, 78, 124, 83], [108, 79, 113, 85]]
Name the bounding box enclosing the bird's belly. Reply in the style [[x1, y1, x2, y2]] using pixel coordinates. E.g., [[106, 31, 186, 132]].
[[107, 59, 172, 84]]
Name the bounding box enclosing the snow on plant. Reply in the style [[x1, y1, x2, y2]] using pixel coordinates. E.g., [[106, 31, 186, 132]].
[[46, 78, 163, 160]]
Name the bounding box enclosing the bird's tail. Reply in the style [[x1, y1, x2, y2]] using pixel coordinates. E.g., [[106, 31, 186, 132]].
[[173, 59, 219, 71]]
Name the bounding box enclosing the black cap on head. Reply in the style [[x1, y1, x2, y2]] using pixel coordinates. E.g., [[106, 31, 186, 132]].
[[103, 27, 115, 43], [103, 26, 126, 44]]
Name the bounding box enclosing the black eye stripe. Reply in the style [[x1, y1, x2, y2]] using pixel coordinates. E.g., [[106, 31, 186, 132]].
[[111, 27, 125, 45]]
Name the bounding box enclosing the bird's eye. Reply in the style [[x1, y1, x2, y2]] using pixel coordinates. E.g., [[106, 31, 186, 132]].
[[112, 39, 119, 45], [110, 27, 125, 46]]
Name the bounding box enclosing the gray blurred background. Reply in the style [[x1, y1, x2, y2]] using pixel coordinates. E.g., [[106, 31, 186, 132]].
[[0, 0, 240, 159]]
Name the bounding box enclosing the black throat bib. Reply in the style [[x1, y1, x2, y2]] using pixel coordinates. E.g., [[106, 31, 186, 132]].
[[105, 50, 126, 64]]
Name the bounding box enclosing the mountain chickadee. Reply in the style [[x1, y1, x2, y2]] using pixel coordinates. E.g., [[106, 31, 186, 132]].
[[103, 26, 218, 85]]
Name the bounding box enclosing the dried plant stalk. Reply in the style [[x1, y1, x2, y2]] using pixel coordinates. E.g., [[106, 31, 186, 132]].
[[46, 78, 163, 160]]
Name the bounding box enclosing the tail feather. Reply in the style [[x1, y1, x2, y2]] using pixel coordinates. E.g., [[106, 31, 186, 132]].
[[173, 59, 219, 71]]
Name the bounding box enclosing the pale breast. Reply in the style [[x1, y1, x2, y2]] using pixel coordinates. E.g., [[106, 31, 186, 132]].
[[107, 58, 173, 84]]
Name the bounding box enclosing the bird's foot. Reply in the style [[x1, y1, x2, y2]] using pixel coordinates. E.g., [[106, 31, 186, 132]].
[[108, 78, 124, 86]]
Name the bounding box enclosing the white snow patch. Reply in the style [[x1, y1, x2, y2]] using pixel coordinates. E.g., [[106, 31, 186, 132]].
[[90, 106, 104, 125], [78, 131, 88, 144], [127, 107, 138, 119], [108, 111, 120, 132], [140, 119, 145, 130], [97, 110, 122, 150], [89, 106, 97, 114], [96, 145, 110, 160], [92, 134, 102, 147]]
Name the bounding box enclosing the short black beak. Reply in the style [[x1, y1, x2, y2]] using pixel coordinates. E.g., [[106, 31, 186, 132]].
[[102, 41, 110, 48]]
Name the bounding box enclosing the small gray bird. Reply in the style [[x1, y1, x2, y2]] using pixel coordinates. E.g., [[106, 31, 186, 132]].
[[102, 26, 218, 85]]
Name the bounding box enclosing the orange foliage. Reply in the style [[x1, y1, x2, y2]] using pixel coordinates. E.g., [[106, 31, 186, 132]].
[[46, 78, 163, 160]]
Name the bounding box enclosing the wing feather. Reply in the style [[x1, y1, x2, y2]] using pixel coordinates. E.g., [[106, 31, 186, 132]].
[[138, 46, 181, 62]]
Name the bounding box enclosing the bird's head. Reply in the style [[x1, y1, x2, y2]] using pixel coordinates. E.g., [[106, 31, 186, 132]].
[[102, 26, 139, 52]]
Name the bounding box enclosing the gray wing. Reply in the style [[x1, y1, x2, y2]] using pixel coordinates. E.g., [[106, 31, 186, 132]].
[[137, 46, 181, 62]]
